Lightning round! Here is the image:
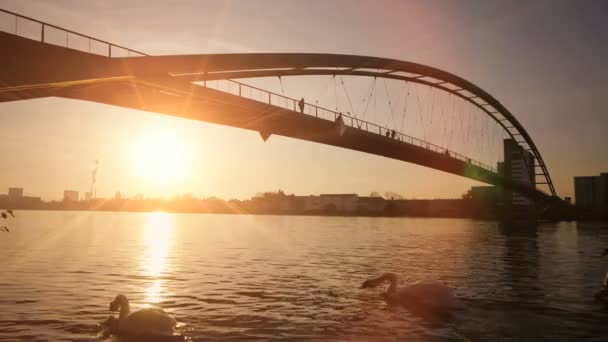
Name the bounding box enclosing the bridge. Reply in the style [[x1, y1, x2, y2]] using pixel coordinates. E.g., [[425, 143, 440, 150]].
[[0, 9, 563, 209]]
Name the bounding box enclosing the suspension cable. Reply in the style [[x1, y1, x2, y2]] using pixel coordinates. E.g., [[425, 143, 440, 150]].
[[415, 84, 424, 140], [448, 93, 456, 149], [277, 76, 286, 96], [333, 73, 338, 111], [441, 92, 447, 147], [382, 78, 397, 129], [361, 77, 377, 121], [400, 80, 409, 134], [339, 75, 356, 118]]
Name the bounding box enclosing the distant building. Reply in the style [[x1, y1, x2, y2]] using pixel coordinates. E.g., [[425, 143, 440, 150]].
[[114, 191, 122, 200], [84, 192, 92, 201], [21, 196, 41, 206], [291, 195, 321, 212], [385, 199, 469, 217], [8, 187, 23, 201], [357, 196, 386, 214], [319, 194, 358, 212], [1, 188, 40, 208], [289, 194, 377, 214], [574, 173, 608, 210], [63, 190, 79, 202], [250, 191, 289, 212]]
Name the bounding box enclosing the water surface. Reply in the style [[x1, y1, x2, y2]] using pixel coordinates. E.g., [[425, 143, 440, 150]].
[[1, 211, 607, 341]]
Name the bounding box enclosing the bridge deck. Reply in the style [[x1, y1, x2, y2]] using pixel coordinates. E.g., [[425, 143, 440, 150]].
[[0, 30, 555, 203]]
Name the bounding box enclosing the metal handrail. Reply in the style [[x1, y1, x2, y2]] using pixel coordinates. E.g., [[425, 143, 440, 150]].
[[0, 8, 148, 57], [205, 79, 497, 173]]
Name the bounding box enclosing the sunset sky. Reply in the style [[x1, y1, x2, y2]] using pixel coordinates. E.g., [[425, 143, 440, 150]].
[[0, 0, 607, 201]]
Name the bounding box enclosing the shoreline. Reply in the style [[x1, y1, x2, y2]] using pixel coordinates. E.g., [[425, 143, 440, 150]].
[[4, 207, 599, 222]]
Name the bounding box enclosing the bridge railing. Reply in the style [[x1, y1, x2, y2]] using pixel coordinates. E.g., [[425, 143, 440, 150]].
[[0, 8, 147, 57], [204, 79, 497, 173]]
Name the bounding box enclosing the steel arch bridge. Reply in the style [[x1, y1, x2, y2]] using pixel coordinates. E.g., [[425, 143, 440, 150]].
[[0, 8, 559, 204]]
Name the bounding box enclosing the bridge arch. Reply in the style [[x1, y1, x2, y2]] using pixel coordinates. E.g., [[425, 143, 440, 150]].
[[119, 53, 556, 196], [0, 6, 557, 199]]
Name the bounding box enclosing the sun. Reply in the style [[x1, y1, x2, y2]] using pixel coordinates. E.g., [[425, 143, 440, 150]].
[[131, 133, 189, 183]]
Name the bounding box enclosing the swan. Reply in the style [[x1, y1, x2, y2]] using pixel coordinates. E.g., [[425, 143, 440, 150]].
[[108, 294, 177, 336], [603, 248, 608, 288], [360, 273, 456, 313], [596, 249, 608, 304]]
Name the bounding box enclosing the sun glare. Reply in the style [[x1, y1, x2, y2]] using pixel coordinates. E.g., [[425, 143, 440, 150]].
[[142, 212, 173, 303], [131, 133, 190, 183]]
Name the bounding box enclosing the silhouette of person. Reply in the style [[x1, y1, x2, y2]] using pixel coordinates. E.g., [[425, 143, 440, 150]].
[[298, 98, 305, 113], [391, 130, 396, 139]]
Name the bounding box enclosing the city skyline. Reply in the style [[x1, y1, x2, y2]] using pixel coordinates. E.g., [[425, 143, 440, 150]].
[[0, 185, 432, 202], [0, 184, 504, 219], [1, 0, 607, 201]]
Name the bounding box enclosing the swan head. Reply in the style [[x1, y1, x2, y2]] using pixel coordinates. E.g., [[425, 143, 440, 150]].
[[360, 279, 374, 289], [360, 278, 383, 289], [360, 273, 398, 289], [109, 294, 128, 312]]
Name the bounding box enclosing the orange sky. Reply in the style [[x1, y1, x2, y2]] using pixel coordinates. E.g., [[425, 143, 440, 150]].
[[1, 0, 607, 201]]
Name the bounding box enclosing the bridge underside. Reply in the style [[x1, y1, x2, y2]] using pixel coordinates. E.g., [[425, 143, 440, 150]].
[[0, 31, 555, 204]]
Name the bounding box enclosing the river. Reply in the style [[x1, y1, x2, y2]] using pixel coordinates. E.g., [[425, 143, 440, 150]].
[[1, 211, 607, 341]]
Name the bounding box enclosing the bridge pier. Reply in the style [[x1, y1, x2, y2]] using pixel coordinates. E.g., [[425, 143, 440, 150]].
[[500, 139, 538, 222]]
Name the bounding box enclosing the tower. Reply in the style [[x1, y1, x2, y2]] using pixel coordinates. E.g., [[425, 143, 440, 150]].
[[503, 139, 536, 220]]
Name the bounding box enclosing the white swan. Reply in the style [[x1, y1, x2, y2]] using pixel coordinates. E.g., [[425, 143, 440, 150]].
[[596, 249, 608, 304], [108, 294, 176, 336], [602, 249, 608, 288], [361, 273, 456, 313]]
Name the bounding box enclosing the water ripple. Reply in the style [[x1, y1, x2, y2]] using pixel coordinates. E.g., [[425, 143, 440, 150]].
[[1, 213, 608, 341]]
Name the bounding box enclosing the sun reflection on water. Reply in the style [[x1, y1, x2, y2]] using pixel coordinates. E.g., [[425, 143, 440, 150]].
[[142, 212, 173, 304]]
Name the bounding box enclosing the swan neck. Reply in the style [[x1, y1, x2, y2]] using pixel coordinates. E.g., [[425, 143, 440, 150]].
[[119, 302, 130, 320], [387, 279, 397, 294]]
